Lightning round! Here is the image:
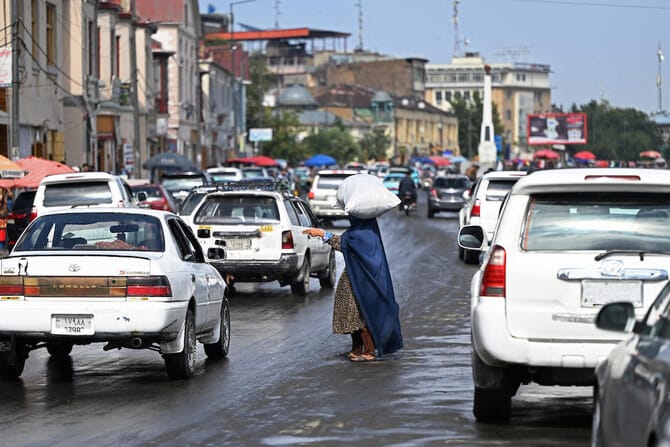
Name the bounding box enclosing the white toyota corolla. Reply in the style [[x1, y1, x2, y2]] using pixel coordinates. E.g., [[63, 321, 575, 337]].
[[0, 208, 229, 380]]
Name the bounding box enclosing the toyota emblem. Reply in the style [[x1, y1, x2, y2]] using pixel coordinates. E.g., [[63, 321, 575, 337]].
[[68, 264, 81, 272]]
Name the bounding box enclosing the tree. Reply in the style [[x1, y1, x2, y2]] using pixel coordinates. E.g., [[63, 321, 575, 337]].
[[359, 127, 392, 161], [262, 111, 305, 165], [301, 123, 361, 165], [449, 92, 503, 159], [246, 54, 275, 131]]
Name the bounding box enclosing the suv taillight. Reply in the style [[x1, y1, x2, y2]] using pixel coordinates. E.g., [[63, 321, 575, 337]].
[[480, 246, 506, 297], [471, 199, 481, 217], [430, 188, 437, 198], [282, 230, 294, 249], [307, 191, 315, 200], [29, 206, 38, 221]]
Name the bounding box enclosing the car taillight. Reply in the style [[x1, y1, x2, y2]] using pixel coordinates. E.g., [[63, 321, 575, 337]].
[[8, 212, 26, 220], [0, 277, 23, 295], [282, 230, 294, 249], [430, 188, 437, 198], [29, 206, 37, 221], [480, 246, 506, 297], [307, 191, 315, 200], [471, 199, 481, 217], [126, 276, 172, 297]]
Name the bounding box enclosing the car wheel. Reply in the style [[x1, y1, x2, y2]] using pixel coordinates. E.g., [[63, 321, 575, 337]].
[[291, 257, 311, 296], [592, 386, 605, 447], [164, 309, 197, 379], [46, 341, 73, 357], [463, 248, 479, 265], [204, 298, 231, 359], [0, 342, 27, 378], [319, 250, 337, 289], [458, 245, 465, 260], [473, 386, 511, 422]]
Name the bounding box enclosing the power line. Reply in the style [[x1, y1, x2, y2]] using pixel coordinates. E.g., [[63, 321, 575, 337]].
[[507, 0, 670, 10]]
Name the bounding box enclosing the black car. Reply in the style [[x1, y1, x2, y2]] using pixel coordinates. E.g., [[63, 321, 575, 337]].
[[159, 171, 213, 211], [6, 190, 36, 250], [426, 174, 471, 218]]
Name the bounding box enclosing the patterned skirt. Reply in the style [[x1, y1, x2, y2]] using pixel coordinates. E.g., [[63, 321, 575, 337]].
[[332, 269, 366, 334]]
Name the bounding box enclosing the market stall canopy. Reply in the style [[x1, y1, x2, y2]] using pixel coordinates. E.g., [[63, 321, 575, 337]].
[[573, 150, 596, 160], [533, 149, 560, 160], [142, 152, 196, 171], [449, 155, 467, 164], [0, 155, 24, 179], [14, 157, 74, 188], [640, 150, 663, 159], [304, 153, 336, 167]]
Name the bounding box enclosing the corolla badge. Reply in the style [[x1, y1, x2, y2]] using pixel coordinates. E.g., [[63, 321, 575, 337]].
[[68, 264, 81, 273], [601, 260, 625, 277]]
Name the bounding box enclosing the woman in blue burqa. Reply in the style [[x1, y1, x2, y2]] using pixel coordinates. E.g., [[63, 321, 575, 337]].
[[304, 216, 403, 362]]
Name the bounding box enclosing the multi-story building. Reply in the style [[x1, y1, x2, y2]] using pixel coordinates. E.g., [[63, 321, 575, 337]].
[[425, 52, 552, 158], [199, 59, 234, 166], [137, 0, 201, 166]]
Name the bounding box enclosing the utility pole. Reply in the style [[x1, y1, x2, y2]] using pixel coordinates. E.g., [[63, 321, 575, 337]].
[[129, 0, 141, 177], [10, 0, 19, 160], [230, 0, 255, 157], [658, 41, 664, 114]]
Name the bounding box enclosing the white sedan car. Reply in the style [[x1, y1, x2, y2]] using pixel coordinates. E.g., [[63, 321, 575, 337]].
[[0, 208, 230, 380]]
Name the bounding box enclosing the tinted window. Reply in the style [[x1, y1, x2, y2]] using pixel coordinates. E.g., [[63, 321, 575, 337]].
[[434, 177, 469, 189], [12, 191, 36, 211], [316, 174, 352, 189], [161, 177, 207, 193], [44, 181, 113, 206], [284, 200, 301, 226], [16, 213, 164, 251], [179, 190, 213, 216], [485, 180, 517, 201], [193, 195, 280, 225], [132, 185, 163, 198], [522, 192, 670, 251]]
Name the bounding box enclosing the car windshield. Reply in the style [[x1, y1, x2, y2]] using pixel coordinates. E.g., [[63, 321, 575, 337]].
[[161, 177, 207, 192], [434, 177, 469, 189], [44, 181, 113, 206], [242, 169, 265, 178], [193, 195, 280, 225], [15, 213, 164, 252], [522, 192, 670, 251]]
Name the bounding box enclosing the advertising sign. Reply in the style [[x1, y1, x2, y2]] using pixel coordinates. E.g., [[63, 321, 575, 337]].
[[527, 113, 587, 145], [249, 128, 273, 142], [0, 48, 12, 86]]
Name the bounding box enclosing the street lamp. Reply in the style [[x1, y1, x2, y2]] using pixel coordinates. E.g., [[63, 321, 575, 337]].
[[230, 0, 256, 155]]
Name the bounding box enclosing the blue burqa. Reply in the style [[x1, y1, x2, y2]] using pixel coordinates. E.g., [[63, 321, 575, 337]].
[[341, 216, 403, 356]]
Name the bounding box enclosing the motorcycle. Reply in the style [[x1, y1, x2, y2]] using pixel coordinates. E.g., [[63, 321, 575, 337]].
[[400, 192, 416, 216]]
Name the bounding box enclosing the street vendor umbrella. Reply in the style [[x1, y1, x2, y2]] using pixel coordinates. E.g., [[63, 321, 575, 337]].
[[0, 155, 24, 179], [142, 152, 196, 171], [573, 150, 596, 160], [533, 149, 560, 160], [640, 150, 663, 159], [13, 156, 74, 188], [428, 155, 451, 167], [243, 155, 279, 167], [449, 155, 467, 164], [304, 153, 336, 167]]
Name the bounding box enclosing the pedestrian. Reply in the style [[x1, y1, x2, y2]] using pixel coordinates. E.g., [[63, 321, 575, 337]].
[[303, 177, 403, 362], [465, 163, 479, 182]]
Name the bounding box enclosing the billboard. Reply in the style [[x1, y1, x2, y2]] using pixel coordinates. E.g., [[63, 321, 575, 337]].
[[527, 113, 587, 145]]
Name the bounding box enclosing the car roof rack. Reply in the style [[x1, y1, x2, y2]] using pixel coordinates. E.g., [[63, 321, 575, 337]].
[[214, 179, 292, 196]]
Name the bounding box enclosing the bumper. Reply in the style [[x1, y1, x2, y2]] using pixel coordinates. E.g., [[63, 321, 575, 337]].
[[428, 198, 465, 211], [309, 202, 348, 218], [472, 298, 619, 369], [209, 253, 300, 282], [0, 299, 187, 341]]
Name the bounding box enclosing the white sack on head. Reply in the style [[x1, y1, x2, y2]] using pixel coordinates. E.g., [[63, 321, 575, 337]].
[[336, 173, 401, 219]]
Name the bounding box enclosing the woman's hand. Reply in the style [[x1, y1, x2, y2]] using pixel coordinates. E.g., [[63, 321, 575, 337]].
[[303, 228, 325, 238]]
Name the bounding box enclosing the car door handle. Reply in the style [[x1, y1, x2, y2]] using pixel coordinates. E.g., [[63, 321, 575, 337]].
[[191, 274, 196, 282]]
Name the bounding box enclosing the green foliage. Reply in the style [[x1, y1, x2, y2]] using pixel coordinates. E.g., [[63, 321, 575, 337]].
[[359, 128, 392, 161], [567, 100, 662, 161], [301, 125, 361, 165], [261, 111, 306, 165], [449, 92, 503, 159]]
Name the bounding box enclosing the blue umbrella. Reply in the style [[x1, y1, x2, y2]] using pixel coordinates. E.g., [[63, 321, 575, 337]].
[[304, 153, 336, 167], [449, 155, 467, 164]]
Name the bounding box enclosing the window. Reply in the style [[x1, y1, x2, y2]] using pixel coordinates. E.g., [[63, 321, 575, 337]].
[[31, 0, 38, 62], [194, 196, 280, 225], [87, 21, 95, 76], [115, 35, 120, 78], [445, 91, 452, 102], [464, 91, 471, 101], [46, 2, 55, 66], [435, 91, 442, 103]]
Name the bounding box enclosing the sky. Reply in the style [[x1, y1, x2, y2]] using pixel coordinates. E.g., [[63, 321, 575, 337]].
[[200, 0, 670, 115]]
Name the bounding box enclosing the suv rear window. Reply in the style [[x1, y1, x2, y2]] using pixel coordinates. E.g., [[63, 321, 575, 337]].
[[12, 191, 36, 211], [523, 192, 670, 251], [44, 181, 113, 206], [434, 177, 469, 189], [485, 180, 517, 201], [316, 174, 352, 189], [194, 195, 280, 225]]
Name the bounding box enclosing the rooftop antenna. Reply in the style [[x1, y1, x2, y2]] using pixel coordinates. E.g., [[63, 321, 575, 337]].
[[452, 0, 460, 56], [658, 41, 664, 113], [494, 47, 530, 63], [274, 0, 281, 29], [356, 0, 364, 51]]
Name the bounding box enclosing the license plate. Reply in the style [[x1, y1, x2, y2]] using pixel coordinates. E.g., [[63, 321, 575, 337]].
[[51, 314, 94, 335], [581, 280, 643, 308], [226, 238, 251, 250]]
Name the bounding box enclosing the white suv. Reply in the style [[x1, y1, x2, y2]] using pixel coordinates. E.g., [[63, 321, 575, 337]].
[[307, 170, 358, 224], [458, 168, 670, 422], [189, 180, 335, 296], [458, 171, 526, 263], [33, 172, 136, 218]]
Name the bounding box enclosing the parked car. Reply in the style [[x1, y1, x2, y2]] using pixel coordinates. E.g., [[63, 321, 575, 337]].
[[159, 171, 213, 210], [388, 166, 420, 188], [190, 179, 336, 296], [307, 169, 359, 225], [458, 168, 670, 422], [32, 172, 136, 218], [131, 183, 178, 213], [6, 190, 36, 251], [382, 172, 407, 195], [426, 174, 471, 218], [206, 166, 243, 183], [0, 208, 230, 380], [458, 170, 526, 263], [593, 288, 670, 447]]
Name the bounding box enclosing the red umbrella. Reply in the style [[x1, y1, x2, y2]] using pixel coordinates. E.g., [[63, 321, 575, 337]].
[[428, 156, 451, 167], [573, 150, 596, 160], [230, 155, 278, 167], [13, 156, 74, 188], [533, 149, 560, 160], [640, 150, 662, 159]]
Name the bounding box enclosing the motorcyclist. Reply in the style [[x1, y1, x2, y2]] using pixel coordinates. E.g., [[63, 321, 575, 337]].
[[398, 170, 417, 206]]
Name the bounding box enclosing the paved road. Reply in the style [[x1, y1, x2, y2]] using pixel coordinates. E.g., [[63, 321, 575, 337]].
[[0, 199, 593, 446]]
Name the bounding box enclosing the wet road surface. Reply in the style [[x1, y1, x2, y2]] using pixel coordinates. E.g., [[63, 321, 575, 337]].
[[0, 198, 593, 446]]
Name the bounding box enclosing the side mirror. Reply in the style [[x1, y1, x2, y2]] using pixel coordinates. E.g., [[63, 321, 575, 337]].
[[462, 190, 471, 200], [458, 225, 486, 250], [595, 302, 636, 333]]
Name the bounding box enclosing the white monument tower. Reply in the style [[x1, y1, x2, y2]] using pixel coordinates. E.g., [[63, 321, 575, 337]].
[[478, 65, 497, 166]]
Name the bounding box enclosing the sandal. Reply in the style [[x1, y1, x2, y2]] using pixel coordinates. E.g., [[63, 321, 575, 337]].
[[350, 353, 376, 362]]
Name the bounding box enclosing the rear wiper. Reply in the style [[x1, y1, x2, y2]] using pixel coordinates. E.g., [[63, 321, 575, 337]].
[[595, 249, 670, 261]]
